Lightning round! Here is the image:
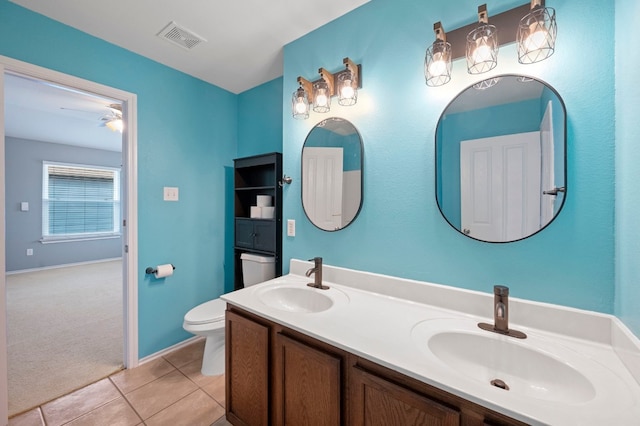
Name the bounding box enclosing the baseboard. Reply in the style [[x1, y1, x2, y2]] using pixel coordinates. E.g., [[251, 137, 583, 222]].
[[6, 257, 122, 275], [138, 336, 204, 366]]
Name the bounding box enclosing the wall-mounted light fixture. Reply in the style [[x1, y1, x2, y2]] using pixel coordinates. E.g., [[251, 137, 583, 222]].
[[424, 1, 556, 87], [517, 0, 557, 64], [466, 5, 498, 74], [292, 83, 310, 120], [291, 58, 362, 119], [425, 22, 452, 87]]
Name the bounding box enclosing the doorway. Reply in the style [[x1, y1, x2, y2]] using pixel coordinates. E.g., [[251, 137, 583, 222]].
[[0, 56, 138, 421]]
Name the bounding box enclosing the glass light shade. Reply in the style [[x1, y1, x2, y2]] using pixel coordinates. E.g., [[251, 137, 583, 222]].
[[313, 80, 331, 113], [291, 87, 309, 119], [425, 40, 452, 87], [337, 71, 357, 106], [105, 118, 123, 133], [517, 7, 556, 64], [466, 24, 498, 74]]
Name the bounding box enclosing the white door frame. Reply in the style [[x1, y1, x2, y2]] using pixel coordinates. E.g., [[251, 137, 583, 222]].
[[540, 101, 555, 225], [0, 56, 138, 422]]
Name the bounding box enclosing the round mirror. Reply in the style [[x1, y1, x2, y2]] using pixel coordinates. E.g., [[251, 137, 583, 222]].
[[436, 75, 566, 243], [302, 117, 363, 231]]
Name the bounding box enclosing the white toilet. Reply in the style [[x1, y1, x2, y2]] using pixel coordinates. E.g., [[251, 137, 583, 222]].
[[183, 253, 275, 376]]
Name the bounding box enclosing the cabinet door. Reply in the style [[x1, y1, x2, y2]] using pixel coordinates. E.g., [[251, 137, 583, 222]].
[[226, 311, 270, 426], [274, 333, 341, 426], [253, 220, 276, 252], [350, 366, 459, 426], [235, 219, 255, 249]]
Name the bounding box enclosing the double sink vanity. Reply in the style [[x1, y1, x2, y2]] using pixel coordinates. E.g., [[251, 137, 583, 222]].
[[222, 259, 640, 425]]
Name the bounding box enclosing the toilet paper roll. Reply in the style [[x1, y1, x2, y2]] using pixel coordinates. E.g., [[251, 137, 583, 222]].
[[261, 206, 275, 219], [250, 206, 262, 218], [154, 264, 174, 279], [256, 195, 272, 207]]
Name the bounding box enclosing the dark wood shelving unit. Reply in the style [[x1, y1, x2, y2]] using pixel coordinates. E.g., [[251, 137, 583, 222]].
[[233, 152, 282, 290]]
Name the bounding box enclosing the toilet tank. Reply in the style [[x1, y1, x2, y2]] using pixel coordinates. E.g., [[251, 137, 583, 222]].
[[240, 253, 275, 286]]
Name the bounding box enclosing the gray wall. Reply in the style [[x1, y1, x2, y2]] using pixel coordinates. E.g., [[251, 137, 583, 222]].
[[6, 137, 122, 272]]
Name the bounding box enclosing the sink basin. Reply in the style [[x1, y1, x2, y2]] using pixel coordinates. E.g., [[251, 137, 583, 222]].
[[427, 329, 595, 403], [409, 318, 629, 405], [256, 283, 348, 313]]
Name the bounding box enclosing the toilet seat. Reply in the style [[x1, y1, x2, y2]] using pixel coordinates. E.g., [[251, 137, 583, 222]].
[[184, 298, 226, 325]]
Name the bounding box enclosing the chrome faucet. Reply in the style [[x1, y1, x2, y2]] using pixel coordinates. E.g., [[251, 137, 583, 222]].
[[478, 285, 526, 339], [306, 257, 329, 290]]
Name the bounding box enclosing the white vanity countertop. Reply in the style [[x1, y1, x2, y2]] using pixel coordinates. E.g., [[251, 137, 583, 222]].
[[221, 260, 640, 425]]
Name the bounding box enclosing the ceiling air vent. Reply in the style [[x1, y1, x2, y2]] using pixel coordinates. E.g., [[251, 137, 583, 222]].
[[157, 21, 206, 50]]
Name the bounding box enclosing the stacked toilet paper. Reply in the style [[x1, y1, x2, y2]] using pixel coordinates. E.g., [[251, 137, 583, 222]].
[[250, 195, 275, 219]]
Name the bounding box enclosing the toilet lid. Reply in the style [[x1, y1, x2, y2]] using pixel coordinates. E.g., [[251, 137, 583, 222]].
[[184, 298, 226, 325]]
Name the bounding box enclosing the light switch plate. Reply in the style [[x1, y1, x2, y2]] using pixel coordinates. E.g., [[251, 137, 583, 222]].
[[163, 187, 179, 201], [287, 219, 296, 237], [20, 202, 29, 211]]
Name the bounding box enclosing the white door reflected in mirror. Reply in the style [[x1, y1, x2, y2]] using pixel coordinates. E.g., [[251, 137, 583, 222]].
[[302, 147, 344, 231]]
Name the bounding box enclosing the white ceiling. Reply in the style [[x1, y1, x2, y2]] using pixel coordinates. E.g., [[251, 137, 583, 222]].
[[4, 73, 123, 152], [10, 0, 371, 94], [5, 0, 370, 151]]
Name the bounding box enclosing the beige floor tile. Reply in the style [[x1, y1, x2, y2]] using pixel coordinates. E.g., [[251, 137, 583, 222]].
[[110, 357, 175, 394], [65, 397, 141, 426], [210, 415, 233, 426], [163, 339, 205, 369], [201, 374, 225, 407], [8, 407, 44, 426], [178, 359, 222, 388], [41, 378, 121, 426], [144, 389, 225, 426], [124, 370, 198, 419]]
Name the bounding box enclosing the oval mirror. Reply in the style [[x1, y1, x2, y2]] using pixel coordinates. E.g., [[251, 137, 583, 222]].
[[302, 117, 363, 231], [436, 75, 566, 243]]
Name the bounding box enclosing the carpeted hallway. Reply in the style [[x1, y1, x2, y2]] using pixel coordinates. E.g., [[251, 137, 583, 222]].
[[6, 259, 124, 416]]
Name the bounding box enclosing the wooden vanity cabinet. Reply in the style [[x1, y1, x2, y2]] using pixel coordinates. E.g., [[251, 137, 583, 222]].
[[226, 306, 528, 426], [226, 310, 270, 426], [349, 365, 459, 425], [273, 333, 343, 425], [349, 357, 528, 426]]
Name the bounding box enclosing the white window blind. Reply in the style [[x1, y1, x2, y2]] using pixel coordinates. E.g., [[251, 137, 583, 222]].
[[42, 162, 121, 241]]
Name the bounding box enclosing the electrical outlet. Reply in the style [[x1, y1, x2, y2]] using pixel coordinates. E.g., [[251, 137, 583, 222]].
[[26, 248, 33, 256], [163, 187, 179, 201], [287, 219, 296, 237]]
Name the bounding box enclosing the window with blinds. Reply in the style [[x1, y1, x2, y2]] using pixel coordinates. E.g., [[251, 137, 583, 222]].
[[42, 162, 121, 241]]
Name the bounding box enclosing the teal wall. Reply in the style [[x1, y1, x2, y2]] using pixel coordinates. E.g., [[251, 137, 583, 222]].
[[0, 1, 238, 357], [615, 0, 640, 336], [237, 77, 283, 158], [283, 0, 617, 314]]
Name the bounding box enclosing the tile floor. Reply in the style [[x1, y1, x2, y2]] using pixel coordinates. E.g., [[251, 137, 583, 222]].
[[8, 340, 233, 426]]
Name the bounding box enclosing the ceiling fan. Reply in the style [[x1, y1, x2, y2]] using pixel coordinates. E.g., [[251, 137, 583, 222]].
[[99, 104, 123, 133], [59, 103, 123, 133]]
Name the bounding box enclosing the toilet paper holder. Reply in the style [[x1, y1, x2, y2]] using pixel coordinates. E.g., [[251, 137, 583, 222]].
[[145, 264, 176, 275]]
